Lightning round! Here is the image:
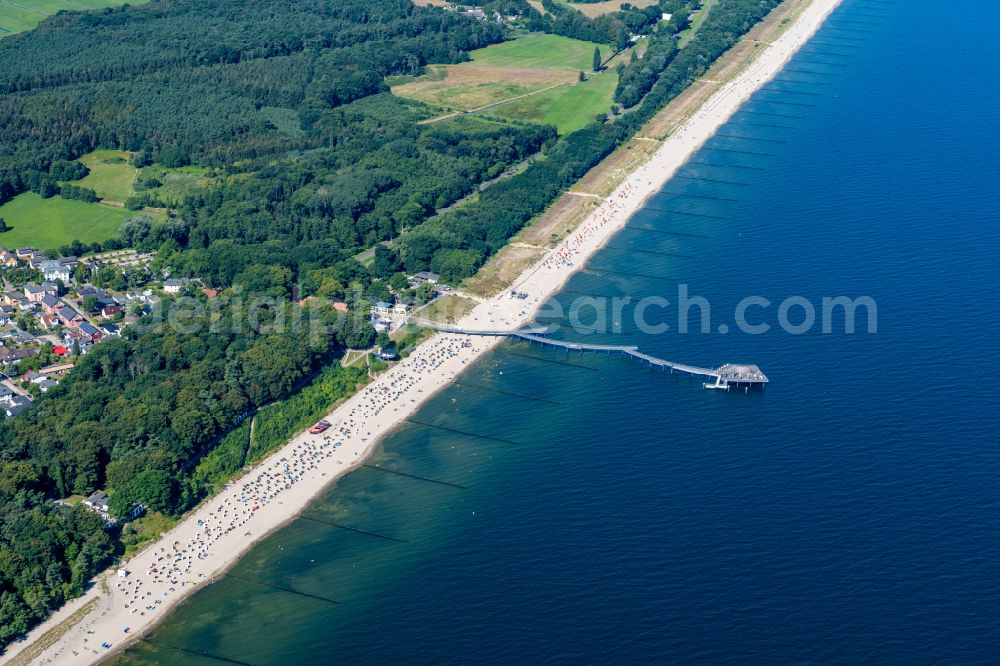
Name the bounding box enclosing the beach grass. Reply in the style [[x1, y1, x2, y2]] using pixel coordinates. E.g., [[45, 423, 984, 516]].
[[121, 512, 178, 558], [0, 192, 135, 249], [4, 598, 100, 666], [342, 349, 371, 368], [414, 294, 480, 324]]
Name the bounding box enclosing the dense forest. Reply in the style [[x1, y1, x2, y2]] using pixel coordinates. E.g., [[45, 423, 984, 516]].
[[0, 0, 780, 646]]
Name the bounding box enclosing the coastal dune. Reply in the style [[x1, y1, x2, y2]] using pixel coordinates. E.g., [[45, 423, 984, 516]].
[[5, 1, 843, 663]]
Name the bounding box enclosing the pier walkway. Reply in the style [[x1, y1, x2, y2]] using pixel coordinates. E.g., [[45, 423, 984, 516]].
[[424, 323, 768, 389]]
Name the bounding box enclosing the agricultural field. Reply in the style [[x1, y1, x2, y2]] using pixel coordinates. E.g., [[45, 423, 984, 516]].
[[0, 0, 135, 38], [392, 34, 619, 133], [74, 149, 136, 201], [0, 192, 135, 249]]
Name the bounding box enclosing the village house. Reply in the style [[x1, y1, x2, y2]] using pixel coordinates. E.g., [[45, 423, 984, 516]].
[[82, 491, 115, 524], [83, 491, 110, 514], [82, 491, 144, 525], [411, 271, 441, 284], [41, 294, 62, 315], [28, 252, 49, 270], [24, 282, 57, 303], [14, 298, 35, 313], [5, 394, 31, 417], [0, 385, 30, 412], [40, 259, 71, 283], [372, 300, 409, 319], [100, 304, 122, 319], [79, 321, 103, 343], [0, 248, 17, 268], [58, 305, 83, 327], [0, 346, 39, 364], [22, 371, 46, 385], [63, 329, 95, 351], [163, 278, 187, 294]]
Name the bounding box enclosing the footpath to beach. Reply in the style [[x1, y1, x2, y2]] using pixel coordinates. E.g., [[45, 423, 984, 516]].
[[4, 1, 842, 663]]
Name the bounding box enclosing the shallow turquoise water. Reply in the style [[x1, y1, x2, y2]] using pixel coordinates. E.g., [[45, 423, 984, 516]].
[[118, 0, 1000, 663]]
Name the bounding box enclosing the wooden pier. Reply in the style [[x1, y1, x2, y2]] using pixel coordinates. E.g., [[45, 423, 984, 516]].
[[428, 325, 768, 390]]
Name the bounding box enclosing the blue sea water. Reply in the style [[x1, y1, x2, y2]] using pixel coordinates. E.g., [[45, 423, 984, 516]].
[[119, 0, 1000, 663]]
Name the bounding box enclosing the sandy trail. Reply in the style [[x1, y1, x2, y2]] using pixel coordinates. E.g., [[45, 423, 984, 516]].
[[3, 1, 842, 663]]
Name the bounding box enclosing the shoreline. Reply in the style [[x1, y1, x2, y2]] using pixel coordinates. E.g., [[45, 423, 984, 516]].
[[4, 1, 843, 663]]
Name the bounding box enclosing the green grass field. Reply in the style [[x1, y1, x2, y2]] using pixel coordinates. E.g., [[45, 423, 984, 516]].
[[469, 34, 604, 70], [488, 69, 619, 133], [394, 34, 621, 133], [0, 0, 137, 38], [74, 149, 136, 201], [0, 192, 135, 249]]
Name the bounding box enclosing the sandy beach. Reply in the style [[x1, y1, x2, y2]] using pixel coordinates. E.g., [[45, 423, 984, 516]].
[[3, 1, 842, 663]]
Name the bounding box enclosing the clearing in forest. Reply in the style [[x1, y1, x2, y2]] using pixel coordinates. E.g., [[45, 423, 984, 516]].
[[392, 33, 619, 132], [136, 163, 215, 207], [68, 149, 216, 207], [73, 149, 137, 202]]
